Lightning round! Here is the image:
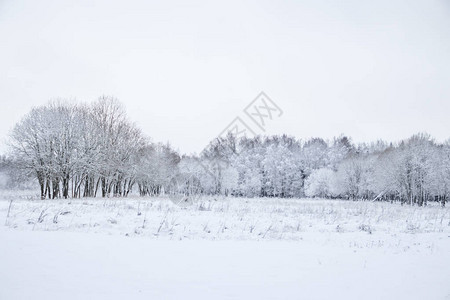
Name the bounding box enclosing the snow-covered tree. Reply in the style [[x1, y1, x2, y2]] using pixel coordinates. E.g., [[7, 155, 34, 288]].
[[304, 168, 336, 198]]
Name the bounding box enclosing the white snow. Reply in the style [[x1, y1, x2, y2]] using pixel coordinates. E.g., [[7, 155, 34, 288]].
[[1, 194, 449, 299]]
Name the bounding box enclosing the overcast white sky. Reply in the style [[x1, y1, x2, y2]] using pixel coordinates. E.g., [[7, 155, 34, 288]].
[[1, 0, 449, 154]]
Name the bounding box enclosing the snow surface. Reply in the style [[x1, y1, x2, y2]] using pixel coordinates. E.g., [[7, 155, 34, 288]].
[[1, 194, 449, 299]]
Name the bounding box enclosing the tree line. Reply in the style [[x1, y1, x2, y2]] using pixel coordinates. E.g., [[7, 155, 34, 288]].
[[5, 97, 449, 206]]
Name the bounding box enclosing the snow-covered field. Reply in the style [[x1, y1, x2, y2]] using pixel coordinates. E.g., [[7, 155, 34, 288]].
[[1, 192, 449, 299]]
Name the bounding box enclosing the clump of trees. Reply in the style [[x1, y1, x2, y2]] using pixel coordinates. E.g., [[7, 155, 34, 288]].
[[302, 134, 449, 207], [7, 98, 450, 207], [160, 132, 449, 207], [9, 97, 179, 199]]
